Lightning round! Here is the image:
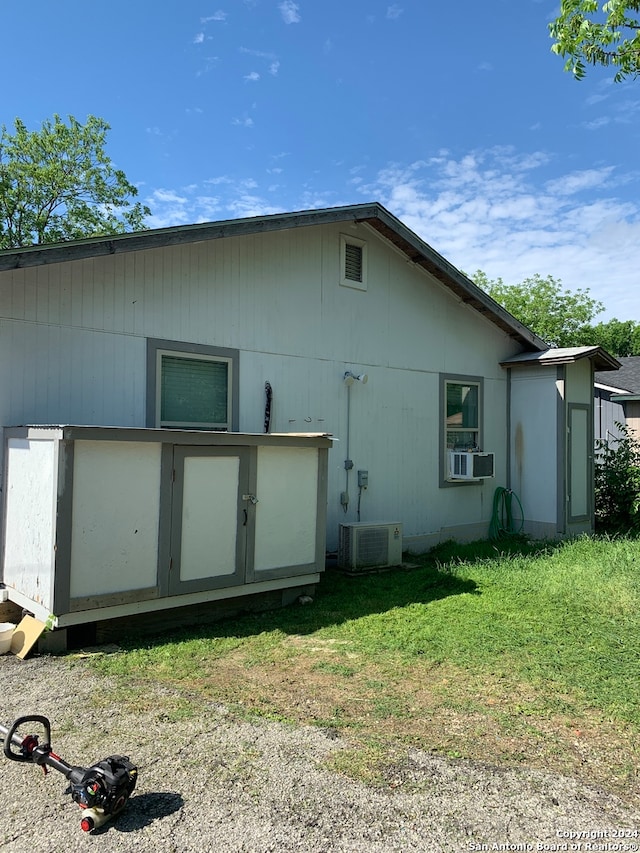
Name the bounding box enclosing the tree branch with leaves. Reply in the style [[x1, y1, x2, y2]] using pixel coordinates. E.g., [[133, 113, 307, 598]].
[[0, 114, 150, 249], [473, 271, 605, 347], [474, 270, 640, 356], [549, 0, 640, 81]]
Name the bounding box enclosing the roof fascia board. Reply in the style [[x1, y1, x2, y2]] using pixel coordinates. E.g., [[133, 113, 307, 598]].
[[0, 204, 382, 272]]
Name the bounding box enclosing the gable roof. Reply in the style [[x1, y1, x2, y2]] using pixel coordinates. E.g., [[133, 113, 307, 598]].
[[595, 356, 640, 394], [0, 202, 548, 351]]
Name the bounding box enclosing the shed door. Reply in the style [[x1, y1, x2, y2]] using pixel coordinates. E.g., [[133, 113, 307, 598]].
[[169, 446, 251, 594], [567, 403, 591, 523]]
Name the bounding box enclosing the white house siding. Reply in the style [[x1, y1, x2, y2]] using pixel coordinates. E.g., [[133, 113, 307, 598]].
[[509, 365, 560, 538], [0, 221, 523, 552], [565, 358, 593, 406], [0, 319, 145, 428]]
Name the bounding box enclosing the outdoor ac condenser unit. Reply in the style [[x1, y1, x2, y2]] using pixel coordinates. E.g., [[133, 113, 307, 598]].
[[338, 522, 403, 572], [449, 451, 495, 480]]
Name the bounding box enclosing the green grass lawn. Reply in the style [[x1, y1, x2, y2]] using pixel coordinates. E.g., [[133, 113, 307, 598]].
[[92, 535, 640, 797]]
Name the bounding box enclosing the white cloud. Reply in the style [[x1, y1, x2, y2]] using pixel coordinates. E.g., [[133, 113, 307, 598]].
[[193, 196, 222, 222], [201, 11, 227, 22], [279, 1, 301, 24], [226, 194, 283, 218], [193, 32, 205, 44], [359, 148, 640, 321], [239, 48, 279, 75], [240, 47, 277, 59], [585, 116, 611, 130], [386, 4, 403, 19], [144, 189, 191, 229], [205, 175, 234, 186], [151, 189, 188, 204], [232, 116, 254, 127], [244, 71, 260, 82], [195, 56, 221, 77], [545, 167, 614, 197], [144, 181, 283, 227]]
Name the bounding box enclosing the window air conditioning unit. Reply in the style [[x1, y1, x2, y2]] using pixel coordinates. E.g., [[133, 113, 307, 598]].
[[449, 451, 495, 480], [338, 522, 403, 572]]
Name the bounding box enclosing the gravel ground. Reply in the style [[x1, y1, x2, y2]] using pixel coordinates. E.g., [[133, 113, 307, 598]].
[[1, 652, 639, 853]]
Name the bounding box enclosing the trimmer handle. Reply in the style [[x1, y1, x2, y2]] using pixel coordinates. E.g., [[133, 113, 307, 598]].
[[3, 715, 51, 762]]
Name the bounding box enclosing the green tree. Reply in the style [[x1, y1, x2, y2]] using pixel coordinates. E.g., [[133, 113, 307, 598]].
[[473, 271, 604, 347], [549, 1, 640, 82], [0, 114, 150, 249], [586, 317, 640, 356]]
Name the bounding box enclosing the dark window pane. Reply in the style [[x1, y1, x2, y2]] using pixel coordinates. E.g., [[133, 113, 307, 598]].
[[446, 384, 478, 429], [161, 356, 228, 426]]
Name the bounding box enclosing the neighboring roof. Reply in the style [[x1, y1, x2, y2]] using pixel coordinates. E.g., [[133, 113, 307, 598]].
[[500, 346, 620, 372], [595, 356, 640, 393], [0, 202, 548, 352]]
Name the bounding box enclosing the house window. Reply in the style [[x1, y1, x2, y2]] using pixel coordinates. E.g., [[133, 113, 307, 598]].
[[440, 374, 483, 483], [340, 234, 367, 290], [147, 339, 239, 430]]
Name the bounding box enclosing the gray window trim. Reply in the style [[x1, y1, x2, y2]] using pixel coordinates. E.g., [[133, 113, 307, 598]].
[[146, 338, 240, 430], [439, 373, 484, 487]]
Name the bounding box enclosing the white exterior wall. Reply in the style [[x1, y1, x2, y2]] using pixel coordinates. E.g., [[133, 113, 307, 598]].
[[0, 222, 523, 552], [566, 358, 593, 405], [3, 437, 57, 609], [509, 359, 596, 538], [509, 366, 560, 535]]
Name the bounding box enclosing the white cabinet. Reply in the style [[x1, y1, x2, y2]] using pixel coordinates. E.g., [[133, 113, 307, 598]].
[[2, 426, 330, 629]]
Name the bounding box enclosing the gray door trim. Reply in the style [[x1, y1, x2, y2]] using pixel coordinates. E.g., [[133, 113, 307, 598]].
[[168, 445, 250, 595]]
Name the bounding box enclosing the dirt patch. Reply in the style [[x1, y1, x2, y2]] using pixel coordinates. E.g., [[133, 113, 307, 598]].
[[134, 636, 640, 801], [2, 652, 640, 852]]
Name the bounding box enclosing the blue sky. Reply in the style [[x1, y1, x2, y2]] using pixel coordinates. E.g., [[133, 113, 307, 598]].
[[2, 1, 639, 321]]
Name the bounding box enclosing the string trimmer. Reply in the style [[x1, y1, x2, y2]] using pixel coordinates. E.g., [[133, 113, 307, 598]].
[[0, 715, 137, 832]]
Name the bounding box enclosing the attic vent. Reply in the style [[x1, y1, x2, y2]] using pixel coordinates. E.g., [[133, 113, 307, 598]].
[[340, 234, 367, 291], [344, 243, 363, 282]]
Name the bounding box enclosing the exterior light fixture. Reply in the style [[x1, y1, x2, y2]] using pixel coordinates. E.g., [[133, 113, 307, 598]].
[[344, 371, 368, 385]]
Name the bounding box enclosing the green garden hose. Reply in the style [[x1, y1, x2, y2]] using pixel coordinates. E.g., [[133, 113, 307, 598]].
[[489, 487, 524, 539]]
